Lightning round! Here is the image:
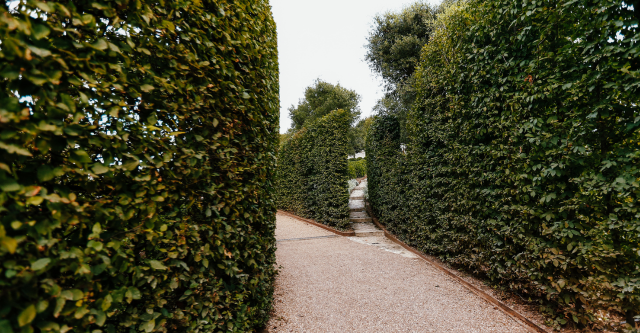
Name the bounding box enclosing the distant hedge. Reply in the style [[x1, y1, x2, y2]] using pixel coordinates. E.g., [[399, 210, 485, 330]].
[[0, 1, 279, 332], [367, 0, 639, 328], [277, 110, 351, 230], [348, 159, 366, 179]]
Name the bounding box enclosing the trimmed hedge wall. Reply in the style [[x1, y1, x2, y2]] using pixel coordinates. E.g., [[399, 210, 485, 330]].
[[348, 159, 366, 179], [0, 1, 279, 332], [367, 0, 639, 328], [277, 109, 351, 230]]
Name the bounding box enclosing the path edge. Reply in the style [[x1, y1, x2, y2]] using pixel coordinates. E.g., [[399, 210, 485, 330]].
[[365, 203, 549, 333], [277, 210, 356, 237]]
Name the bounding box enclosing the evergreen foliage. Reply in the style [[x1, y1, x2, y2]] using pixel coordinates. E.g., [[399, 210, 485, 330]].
[[351, 116, 373, 154], [0, 1, 279, 332], [365, 2, 440, 143], [348, 159, 367, 179], [288, 79, 361, 131], [277, 110, 351, 231], [367, 0, 639, 327]]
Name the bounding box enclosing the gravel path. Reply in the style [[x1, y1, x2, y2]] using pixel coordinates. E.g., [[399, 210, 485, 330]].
[[266, 212, 531, 332]]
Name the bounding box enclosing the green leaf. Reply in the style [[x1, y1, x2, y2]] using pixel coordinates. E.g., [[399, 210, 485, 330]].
[[162, 20, 175, 32], [0, 142, 32, 156], [54, 298, 65, 318], [123, 159, 139, 171], [31, 258, 51, 271], [149, 260, 167, 270], [95, 310, 107, 326], [92, 164, 110, 175], [64, 289, 84, 301], [74, 305, 89, 319], [0, 237, 18, 253], [140, 84, 155, 92], [128, 287, 141, 300], [70, 150, 92, 164], [18, 305, 36, 327], [36, 300, 49, 313], [37, 166, 55, 182], [101, 295, 112, 311], [141, 319, 155, 333], [32, 24, 51, 40], [27, 196, 44, 206], [91, 2, 111, 9], [91, 39, 108, 50], [63, 125, 83, 136], [27, 45, 52, 58], [0, 178, 20, 192], [87, 240, 103, 251]]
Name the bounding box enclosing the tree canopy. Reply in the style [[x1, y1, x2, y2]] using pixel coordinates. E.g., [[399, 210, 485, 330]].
[[365, 2, 439, 141], [351, 116, 373, 153], [288, 79, 361, 131], [365, 2, 438, 91]]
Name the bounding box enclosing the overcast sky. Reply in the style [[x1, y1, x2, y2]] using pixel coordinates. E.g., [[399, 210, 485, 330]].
[[270, 0, 441, 133]]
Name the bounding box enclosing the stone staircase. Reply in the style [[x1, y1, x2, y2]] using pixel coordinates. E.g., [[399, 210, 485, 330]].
[[349, 180, 383, 237]]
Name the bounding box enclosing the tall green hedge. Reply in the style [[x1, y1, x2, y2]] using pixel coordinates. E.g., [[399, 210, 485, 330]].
[[0, 1, 279, 332], [367, 0, 639, 328], [277, 109, 350, 230]]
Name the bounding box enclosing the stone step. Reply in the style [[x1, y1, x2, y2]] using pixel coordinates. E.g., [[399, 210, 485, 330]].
[[351, 222, 384, 237], [350, 190, 365, 199], [355, 230, 384, 237], [350, 217, 372, 223], [350, 211, 369, 219], [349, 200, 364, 212]]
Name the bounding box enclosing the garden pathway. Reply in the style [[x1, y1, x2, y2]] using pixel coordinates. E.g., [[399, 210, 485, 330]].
[[266, 205, 533, 332]]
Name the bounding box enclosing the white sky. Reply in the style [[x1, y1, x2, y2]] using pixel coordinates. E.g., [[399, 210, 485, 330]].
[[271, 0, 441, 133]]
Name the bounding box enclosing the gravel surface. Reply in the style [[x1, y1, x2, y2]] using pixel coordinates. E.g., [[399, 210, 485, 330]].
[[275, 214, 335, 240], [266, 212, 531, 332]]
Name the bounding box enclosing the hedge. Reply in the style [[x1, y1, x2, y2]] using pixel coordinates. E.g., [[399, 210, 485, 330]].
[[367, 0, 639, 328], [277, 109, 351, 230], [348, 159, 366, 179], [0, 1, 279, 332]]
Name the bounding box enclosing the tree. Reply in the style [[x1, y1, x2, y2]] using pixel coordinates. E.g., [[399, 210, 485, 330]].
[[288, 79, 361, 131], [365, 2, 438, 91], [351, 116, 373, 153], [365, 2, 440, 141]]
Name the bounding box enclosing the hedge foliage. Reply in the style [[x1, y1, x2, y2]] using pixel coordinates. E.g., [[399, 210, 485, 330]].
[[348, 159, 366, 179], [0, 1, 279, 332], [277, 109, 351, 230], [367, 0, 639, 328]]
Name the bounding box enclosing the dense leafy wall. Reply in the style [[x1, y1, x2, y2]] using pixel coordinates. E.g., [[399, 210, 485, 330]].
[[277, 110, 350, 230], [348, 159, 366, 179], [367, 0, 639, 328], [0, 1, 279, 332]]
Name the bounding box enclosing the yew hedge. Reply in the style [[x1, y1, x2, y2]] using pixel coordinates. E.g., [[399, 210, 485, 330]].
[[276, 110, 351, 230], [0, 1, 279, 332], [367, 0, 639, 328]]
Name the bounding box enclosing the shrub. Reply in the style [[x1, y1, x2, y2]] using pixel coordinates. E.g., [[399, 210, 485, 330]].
[[348, 159, 366, 179], [277, 110, 351, 230], [0, 1, 279, 332], [367, 0, 639, 327]]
